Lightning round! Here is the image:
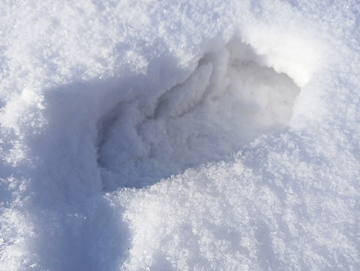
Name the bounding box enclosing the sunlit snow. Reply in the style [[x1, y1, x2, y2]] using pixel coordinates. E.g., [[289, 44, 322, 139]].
[[0, 1, 359, 270]]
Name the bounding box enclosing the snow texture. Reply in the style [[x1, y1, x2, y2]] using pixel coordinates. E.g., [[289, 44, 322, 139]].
[[0, 0, 360, 270]]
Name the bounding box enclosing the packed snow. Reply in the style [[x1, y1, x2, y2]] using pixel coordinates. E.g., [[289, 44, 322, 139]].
[[0, 0, 359, 270]]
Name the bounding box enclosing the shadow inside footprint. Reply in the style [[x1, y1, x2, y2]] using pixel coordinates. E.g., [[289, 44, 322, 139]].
[[96, 38, 301, 191]]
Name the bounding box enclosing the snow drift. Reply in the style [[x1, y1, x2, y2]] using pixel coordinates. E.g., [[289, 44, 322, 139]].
[[0, 0, 359, 270]]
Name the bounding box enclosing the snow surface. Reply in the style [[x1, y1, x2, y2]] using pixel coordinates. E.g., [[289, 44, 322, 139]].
[[0, 0, 359, 270]]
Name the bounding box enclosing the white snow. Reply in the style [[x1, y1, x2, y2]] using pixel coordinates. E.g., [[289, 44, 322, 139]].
[[0, 0, 359, 270]]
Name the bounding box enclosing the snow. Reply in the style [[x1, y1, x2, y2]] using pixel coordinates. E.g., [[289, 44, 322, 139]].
[[0, 0, 359, 270]]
